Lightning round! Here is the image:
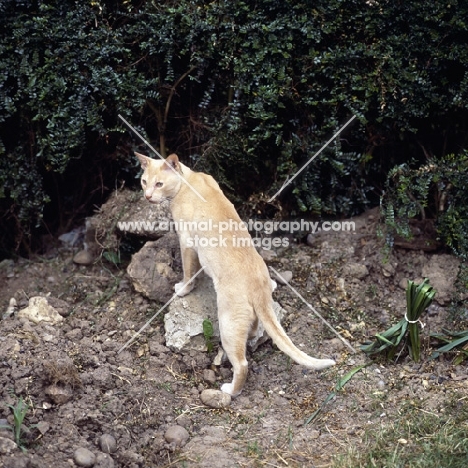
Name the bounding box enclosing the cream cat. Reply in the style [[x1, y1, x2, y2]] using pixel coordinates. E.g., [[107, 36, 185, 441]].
[[135, 152, 335, 396]]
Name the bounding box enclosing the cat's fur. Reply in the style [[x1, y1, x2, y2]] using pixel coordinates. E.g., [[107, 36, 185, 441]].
[[136, 152, 335, 396]]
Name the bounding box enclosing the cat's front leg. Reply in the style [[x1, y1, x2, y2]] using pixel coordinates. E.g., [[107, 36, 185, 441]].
[[175, 246, 201, 297]]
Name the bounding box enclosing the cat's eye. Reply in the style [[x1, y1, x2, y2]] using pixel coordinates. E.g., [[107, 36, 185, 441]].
[[155, 182, 163, 188], [142, 179, 147, 186]]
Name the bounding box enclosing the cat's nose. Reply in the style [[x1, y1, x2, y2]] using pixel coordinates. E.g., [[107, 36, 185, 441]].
[[145, 193, 152, 200]]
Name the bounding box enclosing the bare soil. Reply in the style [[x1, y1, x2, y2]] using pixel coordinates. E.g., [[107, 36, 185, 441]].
[[0, 208, 466, 468]]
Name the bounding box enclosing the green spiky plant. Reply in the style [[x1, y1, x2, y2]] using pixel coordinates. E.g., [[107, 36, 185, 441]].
[[0, 397, 31, 452], [361, 279, 436, 361]]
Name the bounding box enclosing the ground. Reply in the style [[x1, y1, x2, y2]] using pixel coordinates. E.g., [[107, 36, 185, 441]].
[[0, 207, 467, 468]]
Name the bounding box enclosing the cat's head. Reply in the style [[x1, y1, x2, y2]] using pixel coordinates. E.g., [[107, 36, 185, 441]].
[[135, 152, 183, 203]]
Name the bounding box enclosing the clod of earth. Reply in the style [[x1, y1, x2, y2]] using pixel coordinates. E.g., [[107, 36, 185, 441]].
[[200, 389, 232, 409], [164, 425, 190, 448]]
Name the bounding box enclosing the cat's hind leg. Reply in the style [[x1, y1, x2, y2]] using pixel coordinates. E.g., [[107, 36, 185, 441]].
[[217, 299, 255, 397]]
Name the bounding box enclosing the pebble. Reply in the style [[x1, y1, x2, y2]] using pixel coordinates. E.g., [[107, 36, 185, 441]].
[[164, 425, 189, 448], [200, 389, 231, 409], [99, 434, 117, 454], [342, 262, 369, 279], [203, 369, 217, 384], [73, 249, 96, 265], [45, 385, 73, 405], [0, 436, 17, 455], [273, 270, 293, 285], [74, 447, 96, 467], [95, 452, 114, 468]]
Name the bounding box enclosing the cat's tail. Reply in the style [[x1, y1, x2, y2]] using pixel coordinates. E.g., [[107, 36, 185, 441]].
[[253, 296, 336, 370]]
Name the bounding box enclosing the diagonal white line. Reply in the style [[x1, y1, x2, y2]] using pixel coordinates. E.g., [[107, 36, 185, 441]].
[[268, 115, 357, 202], [270, 266, 357, 354], [118, 114, 207, 202], [117, 266, 206, 354]]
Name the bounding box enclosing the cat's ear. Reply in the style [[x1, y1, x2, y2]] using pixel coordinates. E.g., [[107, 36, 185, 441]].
[[164, 153, 180, 172], [135, 152, 150, 169]]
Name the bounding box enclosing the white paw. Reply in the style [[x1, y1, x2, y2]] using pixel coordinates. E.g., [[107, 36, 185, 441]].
[[270, 279, 277, 291], [175, 281, 194, 297], [220, 383, 234, 395]]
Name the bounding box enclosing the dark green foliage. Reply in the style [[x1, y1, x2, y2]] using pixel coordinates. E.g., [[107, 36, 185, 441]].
[[1, 0, 468, 255]]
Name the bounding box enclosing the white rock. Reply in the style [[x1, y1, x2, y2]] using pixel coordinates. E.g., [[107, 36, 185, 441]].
[[17, 297, 63, 325], [164, 275, 286, 352]]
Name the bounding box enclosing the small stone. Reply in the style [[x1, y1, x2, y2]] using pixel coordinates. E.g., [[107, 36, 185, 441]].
[[200, 389, 231, 409], [73, 249, 96, 265], [399, 278, 409, 290], [382, 262, 396, 277], [36, 421, 50, 435], [99, 434, 117, 454], [273, 270, 293, 285], [164, 425, 189, 448], [342, 263, 369, 279], [45, 385, 73, 405], [95, 452, 115, 468], [203, 369, 217, 384], [0, 436, 17, 455], [74, 447, 96, 467], [377, 380, 386, 390]]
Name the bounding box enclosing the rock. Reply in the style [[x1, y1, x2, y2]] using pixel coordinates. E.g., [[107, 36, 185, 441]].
[[127, 233, 180, 303], [398, 277, 409, 290], [272, 270, 293, 285], [382, 261, 396, 277], [73, 249, 96, 266], [116, 195, 171, 239], [2, 298, 17, 319], [200, 389, 231, 409], [164, 275, 286, 352], [36, 421, 50, 435], [342, 262, 369, 280], [0, 436, 17, 455], [203, 369, 217, 384], [73, 447, 96, 467], [95, 453, 115, 468], [17, 296, 64, 325], [45, 385, 73, 405], [164, 275, 218, 351], [99, 434, 117, 454], [164, 425, 189, 448]]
